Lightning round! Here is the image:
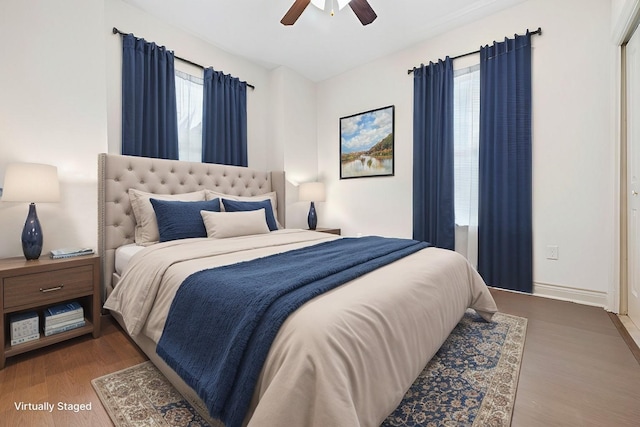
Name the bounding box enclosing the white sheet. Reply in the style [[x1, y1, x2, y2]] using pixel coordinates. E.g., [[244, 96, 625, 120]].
[[105, 230, 497, 426], [114, 243, 145, 275]]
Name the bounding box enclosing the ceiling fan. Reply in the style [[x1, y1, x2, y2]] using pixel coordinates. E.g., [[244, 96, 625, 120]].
[[281, 0, 377, 26]]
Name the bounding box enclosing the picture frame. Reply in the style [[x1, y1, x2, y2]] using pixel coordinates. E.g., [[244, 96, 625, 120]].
[[340, 105, 394, 179]]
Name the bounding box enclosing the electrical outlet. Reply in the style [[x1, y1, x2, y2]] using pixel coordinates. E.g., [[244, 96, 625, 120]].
[[546, 245, 559, 260]]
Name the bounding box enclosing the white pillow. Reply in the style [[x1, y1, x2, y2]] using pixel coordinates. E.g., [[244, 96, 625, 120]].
[[201, 209, 270, 239], [129, 189, 206, 246], [205, 190, 281, 229]]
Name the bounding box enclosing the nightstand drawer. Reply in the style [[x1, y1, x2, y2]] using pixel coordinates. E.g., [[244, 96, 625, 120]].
[[0, 255, 100, 369], [3, 265, 94, 310]]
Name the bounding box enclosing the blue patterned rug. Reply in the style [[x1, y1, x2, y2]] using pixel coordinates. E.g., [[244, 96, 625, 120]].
[[382, 311, 527, 427], [92, 310, 526, 427]]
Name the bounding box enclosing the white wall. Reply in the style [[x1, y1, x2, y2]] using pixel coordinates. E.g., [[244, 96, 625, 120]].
[[268, 67, 318, 229], [317, 0, 617, 307], [0, 0, 279, 258], [0, 0, 108, 258]]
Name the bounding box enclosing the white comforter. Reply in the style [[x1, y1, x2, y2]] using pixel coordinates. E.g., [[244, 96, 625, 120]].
[[105, 229, 497, 426]]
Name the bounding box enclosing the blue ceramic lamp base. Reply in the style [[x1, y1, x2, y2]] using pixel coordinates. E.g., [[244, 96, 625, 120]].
[[307, 201, 317, 230], [22, 203, 43, 260]]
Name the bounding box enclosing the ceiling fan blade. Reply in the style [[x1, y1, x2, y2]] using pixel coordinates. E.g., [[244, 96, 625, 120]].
[[281, 0, 311, 25], [348, 0, 377, 25]]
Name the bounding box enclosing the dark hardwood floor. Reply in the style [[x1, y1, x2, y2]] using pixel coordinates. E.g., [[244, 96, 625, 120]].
[[1, 289, 639, 426], [491, 288, 640, 427], [0, 317, 147, 427]]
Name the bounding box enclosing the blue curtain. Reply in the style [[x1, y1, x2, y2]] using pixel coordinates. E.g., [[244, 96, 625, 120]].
[[412, 58, 455, 249], [121, 34, 179, 159], [202, 68, 248, 166], [478, 33, 533, 293]]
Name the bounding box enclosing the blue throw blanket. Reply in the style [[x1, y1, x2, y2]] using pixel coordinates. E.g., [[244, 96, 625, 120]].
[[156, 236, 430, 427]]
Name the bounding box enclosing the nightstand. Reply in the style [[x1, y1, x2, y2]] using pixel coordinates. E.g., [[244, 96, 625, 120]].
[[0, 254, 100, 369], [312, 228, 341, 235]]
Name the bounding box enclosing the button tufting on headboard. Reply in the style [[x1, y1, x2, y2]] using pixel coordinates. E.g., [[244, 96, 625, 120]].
[[98, 153, 286, 302]]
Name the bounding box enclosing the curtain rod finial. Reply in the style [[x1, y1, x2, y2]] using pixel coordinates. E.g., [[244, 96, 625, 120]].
[[112, 27, 119, 34]]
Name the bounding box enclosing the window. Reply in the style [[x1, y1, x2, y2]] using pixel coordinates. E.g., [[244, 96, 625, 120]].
[[453, 65, 480, 267], [175, 70, 204, 162]]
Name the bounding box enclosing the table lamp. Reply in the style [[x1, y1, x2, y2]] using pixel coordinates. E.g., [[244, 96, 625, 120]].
[[2, 163, 60, 260], [298, 182, 326, 230]]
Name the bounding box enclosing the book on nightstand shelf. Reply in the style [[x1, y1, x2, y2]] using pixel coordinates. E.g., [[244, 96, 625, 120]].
[[44, 301, 85, 335], [12, 333, 41, 346], [44, 301, 83, 320], [44, 319, 86, 336], [10, 311, 40, 345]]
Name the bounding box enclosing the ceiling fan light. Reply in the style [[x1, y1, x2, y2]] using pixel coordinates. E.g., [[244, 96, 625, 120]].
[[310, 0, 325, 10], [337, 0, 350, 10]]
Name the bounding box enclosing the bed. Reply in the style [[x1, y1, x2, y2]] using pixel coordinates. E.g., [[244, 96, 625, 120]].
[[98, 153, 498, 427]]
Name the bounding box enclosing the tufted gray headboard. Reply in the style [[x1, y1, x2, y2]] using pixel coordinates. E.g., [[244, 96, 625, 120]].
[[98, 153, 286, 301]]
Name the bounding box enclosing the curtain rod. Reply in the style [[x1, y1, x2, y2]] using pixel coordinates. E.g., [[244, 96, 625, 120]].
[[407, 27, 542, 75], [112, 27, 255, 90]]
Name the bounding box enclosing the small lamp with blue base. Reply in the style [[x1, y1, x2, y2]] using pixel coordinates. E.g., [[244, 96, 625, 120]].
[[298, 182, 326, 230], [1, 163, 60, 260]]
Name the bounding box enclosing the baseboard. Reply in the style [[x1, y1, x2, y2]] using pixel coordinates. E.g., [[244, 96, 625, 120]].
[[533, 282, 608, 308]]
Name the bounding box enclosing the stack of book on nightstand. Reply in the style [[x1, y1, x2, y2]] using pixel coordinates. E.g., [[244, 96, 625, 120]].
[[10, 311, 40, 345], [43, 301, 85, 336]]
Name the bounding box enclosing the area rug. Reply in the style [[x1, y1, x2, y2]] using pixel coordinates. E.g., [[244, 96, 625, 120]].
[[382, 310, 527, 427], [92, 310, 526, 427]]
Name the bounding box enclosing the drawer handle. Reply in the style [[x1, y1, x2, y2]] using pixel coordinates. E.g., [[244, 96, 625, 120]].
[[40, 284, 64, 293]]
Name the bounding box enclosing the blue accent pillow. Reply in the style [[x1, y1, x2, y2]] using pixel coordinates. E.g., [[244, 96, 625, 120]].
[[222, 198, 278, 231], [150, 198, 221, 242]]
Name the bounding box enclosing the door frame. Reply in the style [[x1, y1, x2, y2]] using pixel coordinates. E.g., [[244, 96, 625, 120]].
[[615, 0, 640, 315], [621, 42, 628, 316]]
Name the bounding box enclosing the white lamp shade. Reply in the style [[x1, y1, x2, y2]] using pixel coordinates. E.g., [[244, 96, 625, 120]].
[[337, 0, 350, 10], [299, 182, 326, 202], [2, 163, 60, 203]]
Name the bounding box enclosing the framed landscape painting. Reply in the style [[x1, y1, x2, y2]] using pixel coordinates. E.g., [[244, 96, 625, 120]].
[[340, 105, 394, 179]]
